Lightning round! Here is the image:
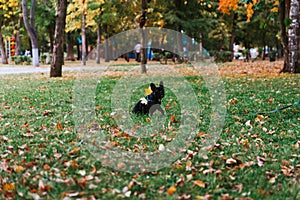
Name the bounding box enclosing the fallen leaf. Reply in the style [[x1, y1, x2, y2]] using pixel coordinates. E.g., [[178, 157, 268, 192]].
[[232, 184, 243, 193], [28, 192, 41, 200], [268, 98, 274, 104], [170, 115, 176, 123], [268, 176, 277, 183], [56, 122, 63, 130], [2, 183, 15, 191], [178, 194, 191, 199], [219, 194, 233, 200], [255, 114, 264, 122], [196, 194, 213, 200], [43, 164, 51, 171], [226, 158, 237, 165], [194, 180, 206, 188], [14, 165, 25, 172], [69, 147, 80, 155], [166, 185, 176, 195], [229, 98, 238, 104], [186, 161, 192, 171], [78, 170, 86, 176], [124, 191, 131, 197], [43, 110, 52, 116], [158, 144, 165, 151], [22, 132, 34, 137], [245, 120, 253, 131], [117, 162, 126, 169], [186, 174, 193, 181], [281, 165, 293, 176], [95, 105, 103, 111], [257, 156, 265, 167]]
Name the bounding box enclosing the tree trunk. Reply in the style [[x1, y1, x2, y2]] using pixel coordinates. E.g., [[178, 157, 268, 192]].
[[229, 13, 237, 61], [14, 16, 22, 56], [0, 26, 8, 64], [50, 0, 67, 77], [104, 24, 109, 62], [48, 24, 55, 53], [279, 0, 290, 72], [288, 0, 300, 73], [96, 23, 101, 64], [140, 0, 148, 74], [66, 33, 75, 61], [22, 0, 39, 67], [140, 29, 147, 73], [81, 1, 86, 66]]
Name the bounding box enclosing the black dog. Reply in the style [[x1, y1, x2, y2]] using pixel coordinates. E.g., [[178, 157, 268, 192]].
[[132, 81, 165, 115]]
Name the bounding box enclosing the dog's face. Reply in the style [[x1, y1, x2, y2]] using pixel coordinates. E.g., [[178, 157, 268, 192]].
[[149, 81, 164, 103]]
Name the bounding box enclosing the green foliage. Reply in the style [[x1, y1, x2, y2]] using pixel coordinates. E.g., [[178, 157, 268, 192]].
[[211, 50, 232, 63], [11, 55, 31, 65]]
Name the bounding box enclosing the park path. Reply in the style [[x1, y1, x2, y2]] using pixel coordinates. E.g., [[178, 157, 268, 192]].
[[0, 66, 105, 75]]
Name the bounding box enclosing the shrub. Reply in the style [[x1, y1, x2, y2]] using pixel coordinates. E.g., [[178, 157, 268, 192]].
[[11, 56, 31, 65], [211, 51, 232, 63], [40, 55, 47, 64]]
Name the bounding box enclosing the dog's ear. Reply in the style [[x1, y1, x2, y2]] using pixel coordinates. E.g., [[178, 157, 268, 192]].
[[159, 81, 164, 88], [150, 83, 156, 91]]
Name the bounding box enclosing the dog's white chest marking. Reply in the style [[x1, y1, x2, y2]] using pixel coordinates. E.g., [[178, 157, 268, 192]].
[[140, 98, 148, 105]]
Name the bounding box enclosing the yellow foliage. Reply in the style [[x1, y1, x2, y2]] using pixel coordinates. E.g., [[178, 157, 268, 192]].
[[218, 0, 239, 14], [271, 7, 278, 13], [219, 0, 260, 22], [66, 0, 104, 32], [0, 0, 19, 19]]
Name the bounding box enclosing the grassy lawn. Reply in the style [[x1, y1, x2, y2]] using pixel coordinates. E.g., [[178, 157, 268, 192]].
[[0, 62, 299, 199]]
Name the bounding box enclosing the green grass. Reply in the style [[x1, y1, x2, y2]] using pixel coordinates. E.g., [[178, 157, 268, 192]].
[[0, 72, 299, 199]]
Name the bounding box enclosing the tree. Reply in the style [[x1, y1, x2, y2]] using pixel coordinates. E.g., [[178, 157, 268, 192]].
[[65, 33, 76, 61], [219, 0, 300, 73], [22, 0, 39, 67], [81, 0, 87, 65], [140, 0, 148, 74], [280, 0, 300, 73], [0, 0, 19, 64], [218, 0, 260, 60], [66, 0, 105, 64], [50, 0, 67, 77], [0, 23, 8, 64], [34, 0, 56, 55]]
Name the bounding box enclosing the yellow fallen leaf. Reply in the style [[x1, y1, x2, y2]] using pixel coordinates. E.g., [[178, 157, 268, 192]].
[[194, 180, 206, 188], [3, 183, 15, 191], [173, 163, 184, 170], [255, 114, 264, 122], [14, 165, 25, 172], [166, 185, 176, 195], [186, 161, 192, 167]]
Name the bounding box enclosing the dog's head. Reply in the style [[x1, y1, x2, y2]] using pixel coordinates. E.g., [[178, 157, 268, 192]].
[[147, 81, 164, 104]]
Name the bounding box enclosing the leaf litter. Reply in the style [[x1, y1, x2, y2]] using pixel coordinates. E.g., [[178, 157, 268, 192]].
[[0, 61, 299, 199]]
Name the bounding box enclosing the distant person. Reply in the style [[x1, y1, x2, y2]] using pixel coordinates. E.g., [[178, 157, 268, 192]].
[[134, 42, 141, 62], [24, 49, 31, 57]]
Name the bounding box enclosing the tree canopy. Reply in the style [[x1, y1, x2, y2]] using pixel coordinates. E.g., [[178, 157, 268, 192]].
[[0, 0, 299, 73]]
